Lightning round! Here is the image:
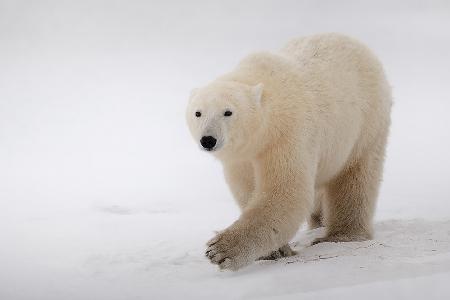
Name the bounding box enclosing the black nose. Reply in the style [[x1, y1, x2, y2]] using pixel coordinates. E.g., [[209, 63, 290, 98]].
[[200, 136, 217, 150]]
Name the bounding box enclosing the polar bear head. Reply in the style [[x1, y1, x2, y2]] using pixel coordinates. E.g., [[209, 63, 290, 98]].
[[186, 81, 264, 160]]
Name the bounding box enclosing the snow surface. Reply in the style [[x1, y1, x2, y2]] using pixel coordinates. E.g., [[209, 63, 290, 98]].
[[1, 1, 450, 299]]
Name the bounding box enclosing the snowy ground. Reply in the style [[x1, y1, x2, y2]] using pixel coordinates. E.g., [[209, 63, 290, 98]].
[[2, 205, 450, 299], [1, 1, 450, 299]]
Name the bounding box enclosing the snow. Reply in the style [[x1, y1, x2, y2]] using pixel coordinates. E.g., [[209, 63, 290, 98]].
[[1, 1, 450, 299]]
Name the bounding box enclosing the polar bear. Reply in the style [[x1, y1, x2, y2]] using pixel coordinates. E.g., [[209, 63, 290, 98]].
[[186, 33, 391, 271]]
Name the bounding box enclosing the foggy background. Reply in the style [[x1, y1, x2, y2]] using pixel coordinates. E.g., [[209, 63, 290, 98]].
[[1, 1, 449, 299]]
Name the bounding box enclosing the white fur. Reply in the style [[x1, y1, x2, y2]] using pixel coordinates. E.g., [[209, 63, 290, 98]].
[[186, 33, 391, 270]]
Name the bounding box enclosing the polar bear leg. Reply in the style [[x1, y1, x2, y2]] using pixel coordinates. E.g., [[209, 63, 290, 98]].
[[308, 187, 326, 229], [207, 148, 312, 270], [224, 161, 295, 260], [313, 140, 386, 244], [223, 161, 255, 210], [257, 244, 297, 260]]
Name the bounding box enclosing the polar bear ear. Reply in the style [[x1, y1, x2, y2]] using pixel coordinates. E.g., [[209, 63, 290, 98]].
[[190, 88, 199, 99], [189, 88, 199, 103], [252, 83, 264, 105]]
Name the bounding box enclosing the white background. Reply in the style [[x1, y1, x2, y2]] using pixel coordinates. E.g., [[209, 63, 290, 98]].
[[1, 1, 450, 299]]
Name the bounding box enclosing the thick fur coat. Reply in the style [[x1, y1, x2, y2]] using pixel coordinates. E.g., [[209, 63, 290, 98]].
[[186, 33, 392, 270]]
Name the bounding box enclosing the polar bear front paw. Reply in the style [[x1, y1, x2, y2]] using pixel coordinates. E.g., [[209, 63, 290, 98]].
[[205, 229, 254, 271], [257, 244, 297, 260]]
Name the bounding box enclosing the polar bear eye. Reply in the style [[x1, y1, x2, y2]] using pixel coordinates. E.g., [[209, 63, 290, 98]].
[[195, 111, 201, 117], [224, 110, 233, 117]]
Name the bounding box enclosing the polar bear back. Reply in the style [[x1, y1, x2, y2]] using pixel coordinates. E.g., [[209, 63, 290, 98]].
[[280, 33, 391, 113]]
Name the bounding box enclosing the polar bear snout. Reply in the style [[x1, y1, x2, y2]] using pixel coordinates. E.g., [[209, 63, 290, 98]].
[[200, 136, 217, 151]]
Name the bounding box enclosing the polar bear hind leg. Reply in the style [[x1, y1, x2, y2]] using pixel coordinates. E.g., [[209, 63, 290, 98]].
[[308, 187, 326, 230], [313, 134, 387, 244]]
